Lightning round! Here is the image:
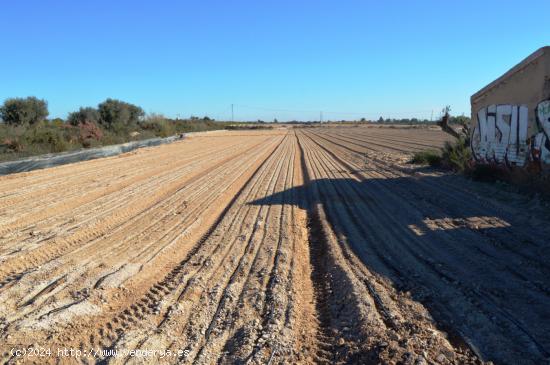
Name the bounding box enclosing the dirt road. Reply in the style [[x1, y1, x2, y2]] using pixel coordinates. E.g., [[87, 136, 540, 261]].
[[0, 126, 549, 364]]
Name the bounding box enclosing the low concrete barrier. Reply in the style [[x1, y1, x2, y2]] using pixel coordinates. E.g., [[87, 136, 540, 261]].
[[0, 135, 182, 175]]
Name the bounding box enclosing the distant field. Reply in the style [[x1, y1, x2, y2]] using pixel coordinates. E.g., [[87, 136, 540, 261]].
[[1, 126, 549, 364]]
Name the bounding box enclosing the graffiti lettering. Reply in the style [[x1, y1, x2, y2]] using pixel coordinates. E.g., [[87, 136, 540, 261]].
[[471, 104, 529, 166], [533, 99, 550, 165], [471, 99, 550, 169]]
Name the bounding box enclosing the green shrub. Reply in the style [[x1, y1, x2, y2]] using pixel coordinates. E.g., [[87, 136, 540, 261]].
[[410, 137, 472, 172], [224, 124, 274, 131], [50, 118, 65, 126], [67, 107, 100, 126], [170, 118, 229, 134], [139, 114, 175, 137], [440, 137, 472, 172], [410, 150, 442, 166], [1, 138, 24, 153], [24, 124, 71, 153], [99, 130, 128, 146]]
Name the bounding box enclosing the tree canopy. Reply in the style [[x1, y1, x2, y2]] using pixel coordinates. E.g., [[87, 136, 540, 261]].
[[67, 107, 100, 126], [0, 97, 48, 125], [98, 98, 144, 130]]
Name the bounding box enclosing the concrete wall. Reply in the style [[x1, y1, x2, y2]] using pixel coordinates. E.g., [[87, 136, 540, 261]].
[[470, 46, 550, 169]]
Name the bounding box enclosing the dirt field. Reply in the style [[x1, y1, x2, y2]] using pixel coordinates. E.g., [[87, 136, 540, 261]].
[[1, 126, 549, 364]]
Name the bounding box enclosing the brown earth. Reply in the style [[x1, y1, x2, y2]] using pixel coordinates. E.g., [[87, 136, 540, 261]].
[[0, 126, 549, 364]]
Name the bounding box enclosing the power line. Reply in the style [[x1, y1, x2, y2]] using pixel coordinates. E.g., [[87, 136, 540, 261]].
[[170, 103, 442, 122], [233, 104, 434, 117], [234, 104, 317, 113]]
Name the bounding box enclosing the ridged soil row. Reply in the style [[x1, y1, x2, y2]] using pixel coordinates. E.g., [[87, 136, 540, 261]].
[[0, 133, 285, 364], [296, 130, 480, 364], [0, 136, 282, 328], [0, 138, 238, 213], [331, 128, 450, 148], [100, 133, 318, 365], [0, 135, 264, 220], [194, 133, 305, 365], [297, 134, 369, 365], [185, 136, 294, 364], [0, 131, 279, 195], [84, 134, 294, 364], [310, 129, 550, 277], [0, 137, 273, 285], [310, 128, 550, 260], [317, 130, 440, 152], [303, 129, 550, 363], [0, 136, 270, 249], [307, 129, 411, 158], [311, 129, 424, 154]]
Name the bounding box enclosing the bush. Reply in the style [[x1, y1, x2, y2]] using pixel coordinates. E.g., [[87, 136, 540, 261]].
[[50, 118, 65, 126], [24, 124, 71, 153], [1, 138, 24, 152], [410, 138, 472, 172], [139, 114, 175, 138], [99, 130, 128, 146], [98, 99, 144, 130], [0, 97, 48, 125], [170, 118, 228, 134], [440, 137, 472, 172], [67, 107, 100, 126], [78, 121, 103, 147], [0, 124, 26, 155], [224, 124, 274, 131], [410, 150, 442, 166]]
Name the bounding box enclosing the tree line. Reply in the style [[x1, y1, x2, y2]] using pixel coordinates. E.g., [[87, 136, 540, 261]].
[[0, 96, 226, 161], [0, 97, 145, 129]]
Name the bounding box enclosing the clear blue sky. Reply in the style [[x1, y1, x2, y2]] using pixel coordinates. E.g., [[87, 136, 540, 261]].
[[1, 0, 549, 121]]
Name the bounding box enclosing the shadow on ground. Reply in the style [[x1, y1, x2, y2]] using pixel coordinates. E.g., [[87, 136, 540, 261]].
[[250, 174, 550, 363]]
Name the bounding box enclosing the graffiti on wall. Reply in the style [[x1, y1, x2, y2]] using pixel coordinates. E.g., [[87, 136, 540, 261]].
[[533, 99, 550, 165], [471, 99, 550, 167]]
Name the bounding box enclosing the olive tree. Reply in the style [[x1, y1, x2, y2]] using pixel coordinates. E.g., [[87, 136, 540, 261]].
[[98, 98, 144, 130], [67, 107, 100, 126], [0, 97, 48, 125]]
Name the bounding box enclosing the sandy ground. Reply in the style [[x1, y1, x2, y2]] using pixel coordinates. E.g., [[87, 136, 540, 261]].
[[0, 126, 549, 364]]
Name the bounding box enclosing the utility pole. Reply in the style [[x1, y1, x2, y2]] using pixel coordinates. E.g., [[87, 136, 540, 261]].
[[320, 111, 323, 123], [431, 110, 434, 122], [231, 104, 234, 122]]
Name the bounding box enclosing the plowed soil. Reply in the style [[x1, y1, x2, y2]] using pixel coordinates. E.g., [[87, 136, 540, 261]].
[[1, 126, 549, 364]]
